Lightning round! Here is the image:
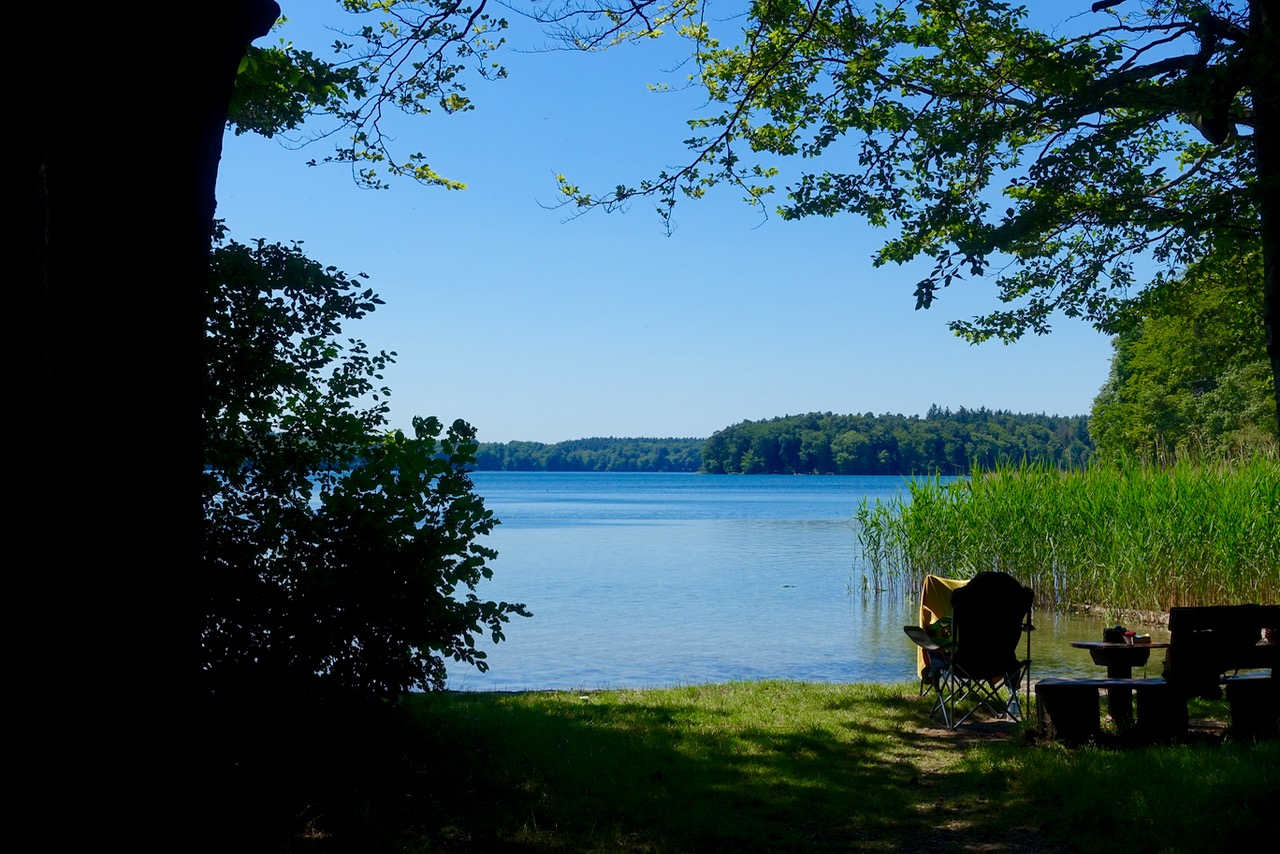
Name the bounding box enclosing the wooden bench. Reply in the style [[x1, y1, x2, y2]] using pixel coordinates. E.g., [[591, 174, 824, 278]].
[[1037, 604, 1278, 744], [1035, 677, 1178, 744]]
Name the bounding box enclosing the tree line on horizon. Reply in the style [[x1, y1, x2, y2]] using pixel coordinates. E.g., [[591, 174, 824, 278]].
[[702, 408, 1092, 475], [475, 437, 705, 472], [473, 407, 1093, 475]]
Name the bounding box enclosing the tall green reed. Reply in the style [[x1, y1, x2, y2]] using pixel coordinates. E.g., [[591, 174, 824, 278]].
[[855, 455, 1279, 613]]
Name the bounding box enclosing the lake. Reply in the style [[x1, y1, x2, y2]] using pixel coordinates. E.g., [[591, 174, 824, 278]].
[[448, 471, 1167, 691]]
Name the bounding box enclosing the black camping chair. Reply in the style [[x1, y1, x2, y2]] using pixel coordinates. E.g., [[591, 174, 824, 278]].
[[903, 571, 1034, 728]]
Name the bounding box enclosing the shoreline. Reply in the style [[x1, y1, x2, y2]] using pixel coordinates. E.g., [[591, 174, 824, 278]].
[[1065, 603, 1171, 628]]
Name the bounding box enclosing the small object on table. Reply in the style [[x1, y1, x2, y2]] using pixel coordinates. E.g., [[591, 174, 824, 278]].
[[1103, 625, 1127, 644]]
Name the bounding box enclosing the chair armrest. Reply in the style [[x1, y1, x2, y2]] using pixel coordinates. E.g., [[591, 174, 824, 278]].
[[904, 624, 944, 651]]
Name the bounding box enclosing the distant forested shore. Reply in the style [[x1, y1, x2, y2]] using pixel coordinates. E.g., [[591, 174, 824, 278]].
[[474, 407, 1093, 474], [474, 437, 705, 472], [703, 409, 1092, 474]]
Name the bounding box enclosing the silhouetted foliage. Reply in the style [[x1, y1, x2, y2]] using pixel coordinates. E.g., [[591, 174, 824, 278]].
[[202, 231, 528, 705]]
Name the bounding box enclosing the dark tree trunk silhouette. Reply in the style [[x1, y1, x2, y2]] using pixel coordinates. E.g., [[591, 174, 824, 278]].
[[27, 1, 278, 837], [1252, 0, 1280, 431]]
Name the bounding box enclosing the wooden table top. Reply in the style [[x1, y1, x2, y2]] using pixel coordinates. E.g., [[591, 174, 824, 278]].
[[1071, 640, 1170, 650]]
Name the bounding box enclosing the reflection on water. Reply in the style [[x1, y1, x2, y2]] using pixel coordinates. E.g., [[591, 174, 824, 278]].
[[449, 472, 1171, 691]]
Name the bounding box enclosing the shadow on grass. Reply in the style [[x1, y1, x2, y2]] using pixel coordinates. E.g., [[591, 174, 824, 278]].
[[205, 682, 1279, 853], [409, 688, 928, 851]]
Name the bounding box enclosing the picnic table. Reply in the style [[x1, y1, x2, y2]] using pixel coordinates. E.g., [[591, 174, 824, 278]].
[[1037, 605, 1277, 744], [1069, 640, 1170, 724]]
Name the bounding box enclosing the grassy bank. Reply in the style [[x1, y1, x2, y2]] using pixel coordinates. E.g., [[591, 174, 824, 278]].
[[856, 456, 1280, 614], [219, 682, 1279, 852]]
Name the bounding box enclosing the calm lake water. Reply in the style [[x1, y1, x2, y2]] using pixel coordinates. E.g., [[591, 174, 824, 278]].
[[448, 471, 1170, 691]]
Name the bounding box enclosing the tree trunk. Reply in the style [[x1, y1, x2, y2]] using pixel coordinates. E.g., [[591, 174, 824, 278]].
[[27, 1, 278, 839], [1252, 0, 1280, 435]]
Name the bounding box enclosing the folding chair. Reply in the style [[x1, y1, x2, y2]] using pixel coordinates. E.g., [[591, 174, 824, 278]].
[[904, 571, 1034, 728]]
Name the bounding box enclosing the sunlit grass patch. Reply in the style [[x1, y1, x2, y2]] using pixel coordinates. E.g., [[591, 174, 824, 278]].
[[234, 680, 1278, 851]]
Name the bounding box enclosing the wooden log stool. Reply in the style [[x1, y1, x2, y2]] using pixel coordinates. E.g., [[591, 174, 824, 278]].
[[1224, 672, 1278, 739]]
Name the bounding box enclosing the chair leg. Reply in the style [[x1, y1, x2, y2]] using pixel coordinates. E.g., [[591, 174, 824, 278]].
[[949, 674, 1023, 729], [1005, 684, 1022, 720], [932, 671, 955, 728]]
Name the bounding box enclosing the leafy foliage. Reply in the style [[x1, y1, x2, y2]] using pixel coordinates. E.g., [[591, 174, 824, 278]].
[[551, 0, 1266, 344], [702, 408, 1092, 475], [202, 232, 528, 702], [228, 1, 510, 189], [1091, 242, 1278, 458], [475, 436, 705, 471]]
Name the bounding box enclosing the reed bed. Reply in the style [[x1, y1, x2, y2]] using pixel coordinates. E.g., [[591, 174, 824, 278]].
[[856, 456, 1280, 613]]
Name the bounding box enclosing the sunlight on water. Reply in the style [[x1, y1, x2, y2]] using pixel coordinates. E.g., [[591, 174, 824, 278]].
[[448, 472, 1170, 691]]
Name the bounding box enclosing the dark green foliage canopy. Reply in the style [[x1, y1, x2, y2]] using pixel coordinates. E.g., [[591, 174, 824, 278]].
[[203, 233, 528, 702], [703, 409, 1093, 475], [475, 437, 705, 472], [1090, 243, 1278, 458]]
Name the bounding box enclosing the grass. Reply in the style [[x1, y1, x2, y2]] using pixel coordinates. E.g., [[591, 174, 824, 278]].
[[216, 681, 1280, 852], [855, 456, 1280, 614]]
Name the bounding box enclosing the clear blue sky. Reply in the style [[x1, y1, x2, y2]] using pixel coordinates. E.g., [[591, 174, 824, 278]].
[[214, 7, 1116, 444]]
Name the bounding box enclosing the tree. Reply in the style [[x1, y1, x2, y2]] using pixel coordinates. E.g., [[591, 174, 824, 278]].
[[203, 233, 528, 704], [28, 1, 526, 831], [28, 4, 287, 836], [548, 0, 1280, 434], [228, 0, 511, 189], [700, 410, 1091, 474], [188, 2, 533, 704], [1090, 242, 1277, 457]]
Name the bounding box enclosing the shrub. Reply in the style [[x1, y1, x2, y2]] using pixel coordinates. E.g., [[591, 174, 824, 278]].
[[201, 232, 528, 705]]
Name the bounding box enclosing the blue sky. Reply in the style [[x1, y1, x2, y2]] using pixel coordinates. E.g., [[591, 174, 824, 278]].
[[214, 6, 1117, 444]]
